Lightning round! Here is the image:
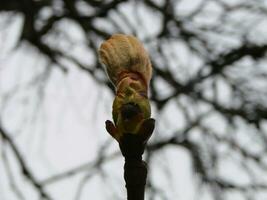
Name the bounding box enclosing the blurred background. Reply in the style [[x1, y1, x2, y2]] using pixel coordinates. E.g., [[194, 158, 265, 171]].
[[1, 0, 267, 199]]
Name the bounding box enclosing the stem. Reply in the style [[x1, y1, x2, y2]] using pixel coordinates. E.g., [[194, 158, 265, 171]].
[[119, 134, 148, 200], [124, 158, 147, 200]]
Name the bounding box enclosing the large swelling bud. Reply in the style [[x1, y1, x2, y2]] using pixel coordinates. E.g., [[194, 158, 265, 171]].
[[99, 34, 152, 88], [99, 34, 154, 142]]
